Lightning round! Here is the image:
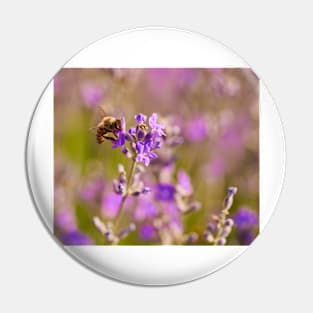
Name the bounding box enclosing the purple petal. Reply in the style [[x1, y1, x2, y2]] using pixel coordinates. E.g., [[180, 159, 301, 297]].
[[155, 184, 176, 202], [60, 231, 93, 245], [177, 170, 193, 195], [233, 207, 258, 229], [135, 113, 147, 124], [139, 224, 156, 240]]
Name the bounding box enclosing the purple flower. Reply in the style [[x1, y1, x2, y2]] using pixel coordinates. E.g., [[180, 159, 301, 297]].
[[128, 127, 136, 137], [177, 170, 193, 196], [149, 113, 166, 136], [135, 142, 157, 166], [55, 209, 76, 232], [233, 207, 258, 245], [219, 128, 242, 150], [135, 114, 147, 124], [233, 207, 258, 229], [237, 230, 255, 245], [101, 192, 123, 219], [112, 117, 126, 149], [133, 199, 158, 221], [155, 183, 176, 202], [81, 84, 103, 107], [80, 178, 105, 202], [184, 116, 209, 142], [206, 158, 226, 179], [139, 224, 156, 241], [164, 203, 180, 219], [60, 231, 93, 245], [106, 113, 164, 166]]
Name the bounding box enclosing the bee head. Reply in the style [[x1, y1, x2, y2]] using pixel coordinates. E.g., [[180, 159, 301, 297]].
[[114, 119, 122, 130]]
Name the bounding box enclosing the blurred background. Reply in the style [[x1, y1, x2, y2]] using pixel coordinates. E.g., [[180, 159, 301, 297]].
[[54, 68, 259, 245]]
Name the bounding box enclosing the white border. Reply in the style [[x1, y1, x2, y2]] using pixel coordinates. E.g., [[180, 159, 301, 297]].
[[26, 27, 285, 285]]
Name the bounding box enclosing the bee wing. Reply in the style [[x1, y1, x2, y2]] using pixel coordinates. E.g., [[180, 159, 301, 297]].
[[97, 105, 107, 117], [89, 105, 107, 132], [89, 126, 97, 133]]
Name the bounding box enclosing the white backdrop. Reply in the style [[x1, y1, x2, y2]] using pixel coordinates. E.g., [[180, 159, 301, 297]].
[[0, 0, 312, 312]]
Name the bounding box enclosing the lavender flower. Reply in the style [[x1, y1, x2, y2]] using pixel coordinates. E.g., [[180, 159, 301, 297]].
[[175, 170, 201, 214], [183, 232, 199, 245], [135, 113, 147, 124], [118, 223, 136, 239], [79, 177, 105, 202], [177, 170, 193, 196], [135, 142, 157, 166], [233, 207, 258, 228], [155, 183, 176, 202], [149, 113, 166, 136], [183, 116, 209, 143], [110, 113, 165, 167], [60, 231, 93, 245], [133, 198, 158, 221], [81, 84, 104, 107], [204, 186, 238, 245], [101, 192, 123, 219], [233, 207, 258, 245], [93, 216, 135, 244], [139, 224, 156, 241], [112, 164, 127, 195], [55, 208, 76, 232], [112, 117, 126, 149]]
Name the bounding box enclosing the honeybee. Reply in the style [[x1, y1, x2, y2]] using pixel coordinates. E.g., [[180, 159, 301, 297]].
[[91, 108, 122, 144]]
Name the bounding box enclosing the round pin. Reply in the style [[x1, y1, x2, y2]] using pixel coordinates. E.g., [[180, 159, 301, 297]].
[[26, 27, 285, 285]]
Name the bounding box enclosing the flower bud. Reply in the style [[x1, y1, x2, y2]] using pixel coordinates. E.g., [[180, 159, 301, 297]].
[[204, 231, 214, 243], [225, 218, 234, 227], [184, 232, 199, 244], [221, 226, 232, 237], [216, 237, 226, 245], [93, 216, 107, 235], [118, 223, 136, 239]]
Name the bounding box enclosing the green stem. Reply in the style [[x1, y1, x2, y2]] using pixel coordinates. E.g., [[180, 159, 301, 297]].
[[114, 158, 137, 231]]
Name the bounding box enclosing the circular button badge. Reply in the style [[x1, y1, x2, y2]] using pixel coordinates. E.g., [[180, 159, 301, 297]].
[[26, 27, 285, 285]]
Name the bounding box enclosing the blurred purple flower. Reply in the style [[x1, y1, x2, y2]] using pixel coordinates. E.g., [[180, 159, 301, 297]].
[[164, 203, 180, 220], [209, 71, 240, 97], [80, 178, 105, 202], [237, 230, 255, 245], [133, 199, 158, 221], [219, 128, 242, 150], [155, 184, 176, 202], [101, 192, 123, 219], [60, 231, 93, 245], [147, 69, 198, 95], [177, 170, 193, 196], [55, 209, 76, 232], [233, 207, 258, 229], [139, 224, 156, 241], [176, 69, 198, 87], [207, 158, 226, 178], [81, 84, 104, 107], [184, 116, 208, 142], [233, 207, 258, 245]]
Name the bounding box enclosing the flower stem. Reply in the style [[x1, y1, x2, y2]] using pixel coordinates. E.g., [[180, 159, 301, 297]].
[[213, 210, 228, 245], [114, 158, 136, 231]]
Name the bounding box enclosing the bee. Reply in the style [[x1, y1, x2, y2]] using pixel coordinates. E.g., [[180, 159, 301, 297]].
[[91, 107, 122, 144]]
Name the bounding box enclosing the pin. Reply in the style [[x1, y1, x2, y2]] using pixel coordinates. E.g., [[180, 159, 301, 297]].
[[26, 27, 285, 285]]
